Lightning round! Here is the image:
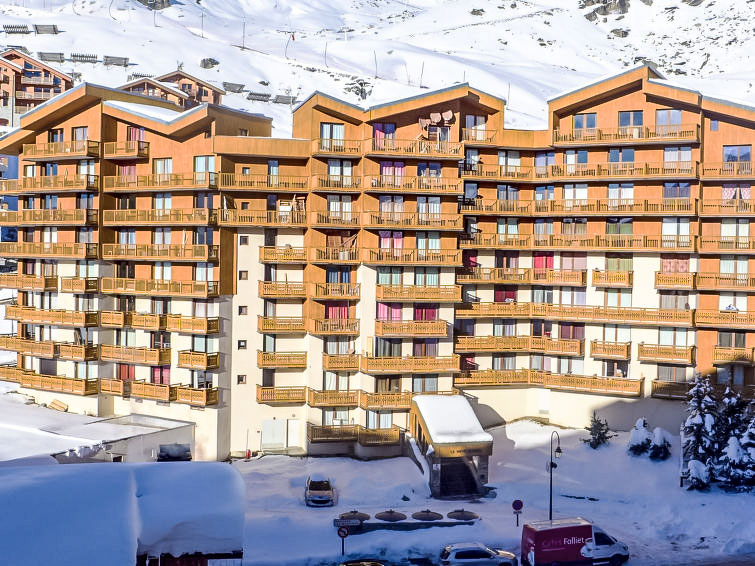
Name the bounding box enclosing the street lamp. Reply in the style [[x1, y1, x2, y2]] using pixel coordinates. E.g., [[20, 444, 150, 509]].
[[549, 430, 562, 521]]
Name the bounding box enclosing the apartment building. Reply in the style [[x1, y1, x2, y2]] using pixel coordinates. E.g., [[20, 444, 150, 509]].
[[153, 70, 225, 107], [0, 49, 73, 128], [0, 64, 754, 460], [118, 77, 190, 108]]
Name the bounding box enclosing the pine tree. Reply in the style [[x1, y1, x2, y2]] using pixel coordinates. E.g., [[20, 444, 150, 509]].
[[686, 459, 710, 491], [718, 436, 754, 486], [682, 376, 718, 465], [717, 387, 747, 448], [627, 417, 652, 456], [582, 411, 615, 449], [740, 416, 755, 484], [649, 427, 672, 461]]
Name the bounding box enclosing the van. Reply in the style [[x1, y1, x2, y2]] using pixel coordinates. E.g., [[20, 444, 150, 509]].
[[521, 517, 629, 566]]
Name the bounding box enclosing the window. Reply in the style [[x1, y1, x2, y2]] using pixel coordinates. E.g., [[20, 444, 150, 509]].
[[238, 306, 248, 316], [659, 291, 689, 310], [320, 123, 345, 151], [573, 113, 597, 131], [656, 109, 682, 133], [718, 330, 746, 348], [237, 374, 247, 384], [412, 374, 438, 392], [723, 145, 752, 163], [151, 366, 170, 385], [239, 236, 249, 246], [608, 147, 634, 164], [372, 123, 396, 150], [604, 324, 630, 343], [604, 360, 627, 378], [663, 182, 690, 199], [465, 114, 487, 141], [618, 110, 643, 129], [710, 120, 719, 131], [664, 146, 691, 164], [239, 128, 248, 136], [658, 364, 687, 383], [239, 270, 248, 280], [238, 340, 247, 350]]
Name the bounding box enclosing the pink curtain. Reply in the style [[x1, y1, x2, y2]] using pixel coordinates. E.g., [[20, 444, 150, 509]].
[[390, 303, 401, 321], [414, 305, 437, 321], [380, 161, 393, 176], [392, 232, 403, 248], [494, 286, 505, 303], [463, 251, 478, 268], [533, 252, 553, 269], [326, 302, 348, 319], [379, 231, 391, 249], [394, 162, 405, 179], [377, 302, 389, 320]]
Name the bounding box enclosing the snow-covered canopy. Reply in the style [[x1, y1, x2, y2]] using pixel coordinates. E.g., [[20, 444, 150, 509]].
[[413, 395, 492, 445]]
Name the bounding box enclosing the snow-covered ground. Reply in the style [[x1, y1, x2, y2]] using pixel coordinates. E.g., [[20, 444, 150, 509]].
[[236, 420, 755, 565]]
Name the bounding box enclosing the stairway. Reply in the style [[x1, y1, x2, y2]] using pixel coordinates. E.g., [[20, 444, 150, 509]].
[[439, 458, 479, 497]]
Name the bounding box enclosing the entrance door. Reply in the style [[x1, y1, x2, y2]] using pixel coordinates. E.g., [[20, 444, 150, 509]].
[[261, 419, 286, 450]]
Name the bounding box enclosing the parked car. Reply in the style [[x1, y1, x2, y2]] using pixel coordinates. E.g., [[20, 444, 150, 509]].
[[521, 517, 629, 566], [304, 474, 335, 507], [440, 542, 518, 566]]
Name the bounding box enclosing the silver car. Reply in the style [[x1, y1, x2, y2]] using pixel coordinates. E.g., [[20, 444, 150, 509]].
[[305, 474, 335, 507], [440, 542, 518, 566]]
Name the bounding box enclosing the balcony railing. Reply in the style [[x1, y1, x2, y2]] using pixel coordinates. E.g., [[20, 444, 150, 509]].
[[699, 236, 755, 253], [313, 175, 362, 191], [532, 198, 695, 216], [456, 267, 532, 284], [99, 345, 171, 365], [0, 335, 57, 358], [549, 161, 698, 180], [257, 316, 306, 334], [309, 319, 360, 335], [0, 274, 57, 291], [359, 391, 414, 410], [307, 424, 401, 446], [177, 351, 220, 370], [459, 233, 532, 249], [312, 282, 361, 300], [374, 320, 448, 337], [593, 270, 633, 288], [19, 373, 99, 396], [57, 343, 99, 362], [102, 141, 150, 160], [459, 198, 532, 215], [22, 140, 100, 160], [101, 244, 218, 262], [99, 379, 132, 397], [220, 173, 309, 191], [5, 305, 99, 327], [308, 389, 360, 407], [309, 247, 360, 264], [176, 386, 219, 406], [129, 313, 167, 331], [695, 310, 755, 329], [590, 340, 632, 360], [259, 246, 307, 263], [20, 75, 56, 86], [651, 380, 754, 401], [0, 242, 97, 259], [529, 234, 694, 252], [165, 315, 220, 334], [360, 355, 459, 374], [367, 138, 463, 158], [256, 385, 308, 404], [219, 209, 307, 227], [3, 208, 98, 226], [322, 354, 361, 371], [552, 124, 699, 145], [462, 128, 497, 144], [313, 138, 363, 155], [654, 272, 695, 290], [700, 162, 754, 179], [712, 346, 754, 364], [257, 351, 307, 368], [103, 172, 218, 192], [364, 176, 463, 195], [695, 272, 755, 291], [460, 164, 535, 182], [100, 310, 127, 328], [456, 335, 584, 356], [103, 208, 215, 226], [309, 211, 361, 227], [362, 211, 463, 231], [376, 284, 461, 302], [131, 380, 178, 402], [20, 174, 98, 192], [362, 248, 462, 265], [699, 198, 755, 216], [532, 269, 587, 286], [455, 302, 532, 319], [455, 369, 532, 387], [258, 281, 307, 299], [638, 344, 695, 365], [100, 278, 219, 297], [60, 277, 100, 293]]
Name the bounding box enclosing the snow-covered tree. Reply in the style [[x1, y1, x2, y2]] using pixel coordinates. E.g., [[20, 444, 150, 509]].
[[582, 412, 615, 449], [717, 436, 754, 486], [742, 416, 755, 460], [687, 459, 710, 490], [682, 376, 718, 465], [717, 387, 747, 448], [649, 427, 672, 461], [628, 417, 652, 456]]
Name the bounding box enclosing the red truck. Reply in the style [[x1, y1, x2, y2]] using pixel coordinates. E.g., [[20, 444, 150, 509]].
[[521, 517, 629, 566]]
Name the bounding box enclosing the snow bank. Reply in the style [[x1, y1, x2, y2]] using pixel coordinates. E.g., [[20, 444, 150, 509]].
[[413, 395, 492, 444]]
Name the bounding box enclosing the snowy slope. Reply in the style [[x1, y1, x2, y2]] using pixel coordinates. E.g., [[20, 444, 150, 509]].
[[1, 0, 754, 135]]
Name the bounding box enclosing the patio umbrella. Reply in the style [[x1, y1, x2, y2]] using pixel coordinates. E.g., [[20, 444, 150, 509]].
[[339, 510, 370, 522], [411, 509, 443, 521], [447, 508, 478, 521], [375, 509, 407, 522]]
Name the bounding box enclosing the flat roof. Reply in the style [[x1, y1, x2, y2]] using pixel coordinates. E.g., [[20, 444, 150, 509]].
[[413, 395, 492, 445]]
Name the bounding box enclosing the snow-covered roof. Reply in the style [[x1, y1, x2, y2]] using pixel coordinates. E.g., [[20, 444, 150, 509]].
[[547, 63, 665, 103], [119, 77, 190, 99], [0, 56, 23, 72], [103, 99, 190, 122], [413, 395, 492, 444]]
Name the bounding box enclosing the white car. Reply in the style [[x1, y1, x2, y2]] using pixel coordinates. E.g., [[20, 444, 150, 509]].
[[441, 542, 518, 566], [304, 474, 335, 507]]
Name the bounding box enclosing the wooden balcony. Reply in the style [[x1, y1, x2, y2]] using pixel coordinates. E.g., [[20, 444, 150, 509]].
[[100, 278, 219, 298], [100, 311, 127, 328], [462, 128, 497, 144], [103, 172, 218, 192], [695, 273, 755, 291], [360, 355, 459, 374], [129, 313, 166, 331], [258, 281, 307, 299], [60, 277, 99, 293], [19, 373, 99, 396], [699, 162, 755, 180], [322, 354, 361, 372], [712, 346, 754, 364], [460, 164, 537, 182], [313, 138, 363, 155], [311, 282, 361, 300], [529, 234, 694, 253], [360, 391, 414, 410], [549, 161, 698, 180], [455, 302, 531, 319], [590, 340, 631, 360], [0, 365, 28, 384], [362, 211, 463, 231], [165, 315, 220, 334], [375, 320, 448, 338], [257, 316, 306, 334], [307, 424, 401, 446], [99, 378, 132, 397], [376, 284, 461, 302], [638, 344, 695, 365], [531, 304, 694, 327], [0, 242, 97, 259], [364, 176, 463, 195], [651, 380, 690, 399], [20, 75, 57, 86], [655, 272, 695, 290], [0, 335, 57, 358], [57, 343, 99, 362], [259, 246, 307, 263], [5, 305, 98, 327], [456, 267, 532, 284], [699, 198, 755, 216], [459, 198, 532, 216], [0, 274, 57, 292], [366, 138, 463, 159], [1, 208, 98, 226], [593, 270, 633, 288], [459, 233, 532, 250], [256, 385, 308, 405], [257, 351, 307, 368], [695, 310, 755, 329], [177, 351, 220, 370], [19, 174, 98, 193], [309, 211, 361, 228], [532, 198, 695, 216], [699, 236, 755, 254], [22, 140, 100, 160], [103, 208, 215, 226], [101, 244, 219, 262], [176, 386, 219, 406], [455, 335, 583, 356], [309, 247, 360, 264], [0, 180, 19, 195], [15, 90, 56, 101], [102, 141, 150, 160], [220, 173, 309, 192], [532, 269, 587, 286], [99, 345, 171, 365], [552, 124, 700, 145], [308, 389, 360, 407], [309, 319, 360, 335], [362, 248, 462, 266], [130, 380, 178, 402], [312, 175, 362, 192], [455, 369, 531, 387], [219, 209, 307, 227]]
